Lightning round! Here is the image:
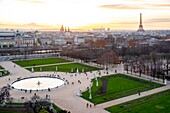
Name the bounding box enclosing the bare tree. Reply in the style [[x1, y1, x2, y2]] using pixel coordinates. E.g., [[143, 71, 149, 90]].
[[95, 39, 106, 49], [97, 51, 119, 65]]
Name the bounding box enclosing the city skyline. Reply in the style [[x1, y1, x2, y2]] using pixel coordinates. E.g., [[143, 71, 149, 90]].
[[0, 0, 170, 30]]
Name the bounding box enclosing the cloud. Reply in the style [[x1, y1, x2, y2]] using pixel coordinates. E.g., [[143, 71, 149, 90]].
[[99, 4, 170, 10], [0, 22, 61, 30], [0, 23, 5, 25], [99, 4, 144, 10], [107, 21, 137, 25], [17, 0, 45, 4], [146, 18, 170, 23], [152, 4, 170, 7]]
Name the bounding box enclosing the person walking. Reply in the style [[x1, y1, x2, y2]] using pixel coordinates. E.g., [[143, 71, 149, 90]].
[[138, 91, 141, 96], [86, 103, 89, 108]]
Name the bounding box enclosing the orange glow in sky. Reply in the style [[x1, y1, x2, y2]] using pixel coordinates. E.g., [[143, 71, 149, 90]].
[[0, 0, 170, 30]]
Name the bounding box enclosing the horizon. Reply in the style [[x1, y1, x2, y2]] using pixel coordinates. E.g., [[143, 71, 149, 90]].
[[0, 0, 170, 30]]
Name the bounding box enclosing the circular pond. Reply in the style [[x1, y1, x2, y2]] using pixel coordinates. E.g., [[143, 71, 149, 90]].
[[11, 76, 65, 91]]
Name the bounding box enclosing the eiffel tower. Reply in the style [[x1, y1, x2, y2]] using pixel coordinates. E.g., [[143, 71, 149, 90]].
[[137, 13, 145, 32]]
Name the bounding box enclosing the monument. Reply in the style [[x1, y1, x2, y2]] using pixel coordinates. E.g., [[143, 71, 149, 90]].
[[137, 13, 145, 32]]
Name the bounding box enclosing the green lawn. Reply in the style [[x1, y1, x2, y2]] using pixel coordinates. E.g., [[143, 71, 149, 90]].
[[0, 102, 64, 113], [81, 74, 163, 104], [13, 57, 71, 67], [53, 103, 62, 111], [2, 70, 10, 76], [0, 103, 25, 113], [105, 89, 170, 113], [107, 77, 143, 94], [0, 65, 10, 77], [26, 63, 101, 72], [0, 65, 4, 69]]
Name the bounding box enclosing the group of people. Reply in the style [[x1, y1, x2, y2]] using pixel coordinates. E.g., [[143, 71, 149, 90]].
[[71, 79, 82, 85], [86, 103, 95, 108]]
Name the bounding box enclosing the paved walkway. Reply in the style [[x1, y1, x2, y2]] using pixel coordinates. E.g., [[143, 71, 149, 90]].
[[0, 61, 30, 75], [24, 61, 75, 68], [0, 61, 169, 113], [97, 85, 170, 108], [0, 61, 114, 113]]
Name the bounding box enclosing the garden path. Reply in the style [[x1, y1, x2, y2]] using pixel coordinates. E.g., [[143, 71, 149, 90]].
[[0, 61, 169, 113]]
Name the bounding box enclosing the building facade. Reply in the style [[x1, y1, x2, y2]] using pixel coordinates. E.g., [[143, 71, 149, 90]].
[[0, 31, 36, 48]]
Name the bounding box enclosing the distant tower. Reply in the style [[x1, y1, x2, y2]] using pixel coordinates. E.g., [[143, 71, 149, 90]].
[[137, 13, 145, 32], [60, 25, 64, 32], [65, 27, 67, 32], [68, 27, 70, 32]]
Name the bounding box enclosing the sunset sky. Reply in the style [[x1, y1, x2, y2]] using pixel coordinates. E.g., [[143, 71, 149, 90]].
[[0, 0, 170, 30]]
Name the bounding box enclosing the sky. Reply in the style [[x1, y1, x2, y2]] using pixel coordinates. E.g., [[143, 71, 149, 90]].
[[0, 0, 170, 30]]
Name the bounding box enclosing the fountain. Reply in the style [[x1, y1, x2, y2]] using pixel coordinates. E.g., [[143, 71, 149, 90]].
[[11, 76, 66, 91], [37, 81, 41, 86]]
